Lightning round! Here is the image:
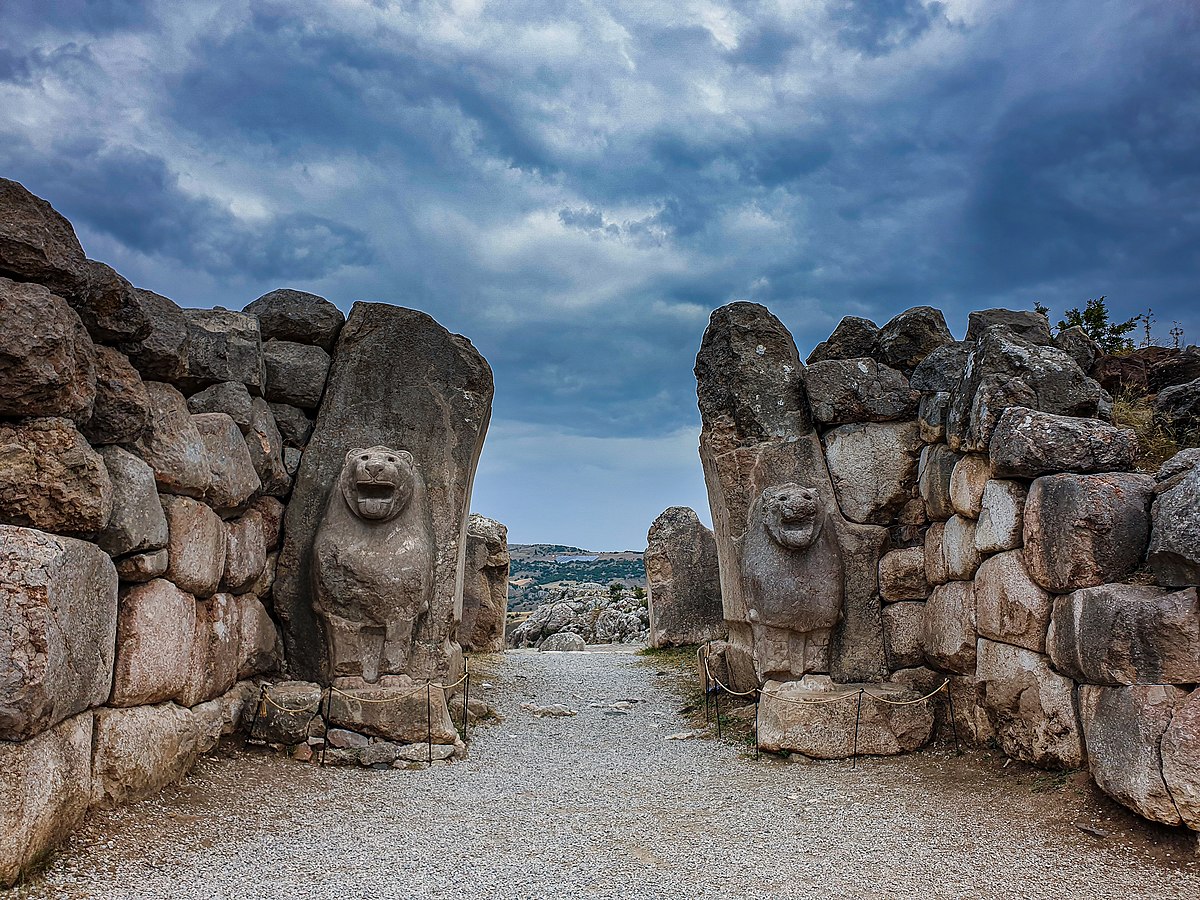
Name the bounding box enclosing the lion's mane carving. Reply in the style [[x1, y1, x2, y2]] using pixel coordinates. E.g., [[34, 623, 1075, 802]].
[[741, 483, 843, 677], [313, 446, 434, 682]]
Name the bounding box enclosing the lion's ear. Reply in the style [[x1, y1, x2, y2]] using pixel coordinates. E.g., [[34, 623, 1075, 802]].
[[397, 450, 414, 464]]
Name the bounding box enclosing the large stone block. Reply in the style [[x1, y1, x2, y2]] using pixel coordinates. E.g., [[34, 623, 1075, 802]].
[[178, 308, 266, 395], [989, 407, 1137, 478], [976, 638, 1083, 768], [918, 443, 959, 522], [1023, 473, 1156, 593], [920, 581, 976, 674], [162, 495, 227, 597], [0, 527, 117, 740], [974, 479, 1026, 554], [876, 306, 954, 375], [326, 676, 458, 744], [1148, 460, 1200, 587], [276, 303, 493, 683], [193, 412, 261, 513], [109, 578, 196, 707], [1162, 688, 1200, 830], [941, 515, 982, 581], [824, 421, 921, 525], [236, 593, 281, 679], [186, 381, 254, 430], [122, 288, 190, 383], [879, 546, 929, 602], [222, 510, 266, 593], [965, 309, 1052, 345], [1054, 325, 1098, 371], [804, 358, 917, 424], [948, 454, 990, 519], [1048, 584, 1200, 685], [910, 341, 971, 394], [130, 381, 212, 498], [460, 513, 511, 652], [263, 339, 331, 410], [924, 520, 948, 586], [246, 680, 322, 744], [0, 276, 95, 422], [806, 316, 879, 364], [883, 601, 925, 669], [644, 507, 723, 648], [90, 704, 203, 807], [0, 417, 113, 535], [1079, 684, 1185, 826], [268, 401, 314, 449], [178, 592, 242, 707], [82, 346, 151, 446], [245, 398, 291, 498], [974, 550, 1052, 653], [244, 288, 345, 351], [115, 548, 168, 584], [0, 711, 93, 888], [96, 446, 168, 558]]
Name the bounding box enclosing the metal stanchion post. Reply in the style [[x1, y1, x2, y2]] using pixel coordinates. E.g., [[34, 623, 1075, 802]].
[[715, 686, 722, 739], [320, 688, 332, 767], [426, 683, 433, 767], [463, 667, 471, 742], [754, 690, 761, 760], [248, 684, 267, 741]]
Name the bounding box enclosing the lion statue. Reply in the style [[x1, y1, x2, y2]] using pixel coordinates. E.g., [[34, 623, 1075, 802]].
[[313, 446, 434, 682], [740, 482, 843, 678]]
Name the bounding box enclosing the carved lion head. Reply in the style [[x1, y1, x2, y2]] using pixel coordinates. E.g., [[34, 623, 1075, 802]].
[[340, 446, 416, 521], [758, 483, 824, 550]]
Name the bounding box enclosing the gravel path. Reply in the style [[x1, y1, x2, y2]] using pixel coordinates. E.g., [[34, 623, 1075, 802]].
[[17, 647, 1200, 899]]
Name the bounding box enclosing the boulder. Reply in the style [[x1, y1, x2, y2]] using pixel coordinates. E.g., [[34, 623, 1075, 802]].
[[988, 407, 1137, 478], [0, 527, 117, 741], [222, 510, 266, 593], [249, 551, 278, 598], [193, 412, 261, 513], [540, 631, 587, 651], [1149, 461, 1200, 587], [0, 276, 95, 421], [878, 547, 929, 602], [326, 676, 458, 744], [1154, 377, 1200, 434], [974, 550, 1052, 653], [268, 402, 314, 448], [275, 303, 493, 683], [0, 711, 93, 888], [245, 398, 291, 498], [757, 678, 936, 757], [976, 639, 1083, 768], [1149, 346, 1200, 392], [82, 346, 151, 445], [121, 288, 190, 383], [251, 495, 286, 551], [804, 358, 918, 424], [805, 316, 879, 364], [1079, 684, 1185, 826], [178, 308, 266, 395], [1023, 473, 1155, 593], [460, 513, 511, 652], [1054, 325, 1098, 371], [918, 443, 959, 521], [236, 593, 281, 679], [883, 602, 925, 669], [920, 581, 976, 674], [186, 381, 254, 431], [69, 259, 149, 343], [917, 392, 950, 443], [162, 495, 227, 597], [0, 417, 113, 535], [109, 578, 197, 707], [1156, 448, 1200, 490], [1092, 347, 1174, 396], [1162, 688, 1200, 830], [642, 507, 721, 649], [190, 681, 257, 753], [910, 341, 971, 393], [262, 340, 331, 410], [949, 454, 990, 519], [1047, 584, 1200, 685], [243, 288, 345, 351], [129, 382, 212, 498], [116, 548, 168, 583], [941, 515, 982, 581], [246, 681, 322, 744], [824, 422, 921, 525], [178, 592, 241, 707], [876, 306, 954, 375], [90, 704, 204, 807], [965, 309, 1052, 345], [974, 479, 1026, 554], [924, 521, 948, 587], [96, 446, 168, 558]]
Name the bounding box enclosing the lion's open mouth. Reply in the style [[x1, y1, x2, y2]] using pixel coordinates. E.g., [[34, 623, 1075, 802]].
[[356, 480, 397, 501], [355, 480, 399, 519]]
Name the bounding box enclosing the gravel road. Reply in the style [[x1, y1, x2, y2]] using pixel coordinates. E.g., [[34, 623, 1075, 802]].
[[16, 647, 1200, 900]]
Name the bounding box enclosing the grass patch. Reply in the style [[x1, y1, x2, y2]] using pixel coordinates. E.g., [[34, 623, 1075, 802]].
[[1112, 392, 1181, 472]]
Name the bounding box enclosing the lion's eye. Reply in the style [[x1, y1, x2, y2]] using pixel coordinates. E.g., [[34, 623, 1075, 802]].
[[360, 455, 369, 461], [387, 457, 397, 463]]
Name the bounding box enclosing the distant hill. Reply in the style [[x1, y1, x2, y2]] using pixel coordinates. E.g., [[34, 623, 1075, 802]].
[[507, 543, 646, 610]]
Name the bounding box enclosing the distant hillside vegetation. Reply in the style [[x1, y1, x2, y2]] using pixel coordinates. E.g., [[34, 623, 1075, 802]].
[[507, 543, 646, 610]]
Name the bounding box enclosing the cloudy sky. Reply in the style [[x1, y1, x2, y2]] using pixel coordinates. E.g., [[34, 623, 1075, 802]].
[[3, 1, 1198, 549]]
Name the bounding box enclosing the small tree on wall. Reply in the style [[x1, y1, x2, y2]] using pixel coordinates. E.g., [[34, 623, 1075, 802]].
[[1034, 297, 1139, 353]]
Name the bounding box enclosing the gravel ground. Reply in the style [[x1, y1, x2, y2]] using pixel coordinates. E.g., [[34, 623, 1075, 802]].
[[15, 647, 1200, 900]]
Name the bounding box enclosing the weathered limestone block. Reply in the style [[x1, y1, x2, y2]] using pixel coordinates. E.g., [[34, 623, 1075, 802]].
[[186, 381, 253, 431], [162, 495, 227, 597], [824, 421, 921, 525], [236, 593, 281, 679], [249, 550, 277, 598], [276, 303, 493, 684], [920, 581, 976, 674], [244, 288, 345, 351], [1148, 461, 1200, 587], [247, 681, 322, 744], [109, 578, 196, 707], [924, 521, 948, 587], [965, 309, 1053, 345], [918, 443, 959, 522], [883, 602, 925, 669], [130, 382, 212, 498], [245, 398, 291, 498], [0, 711, 93, 888], [178, 308, 266, 395], [193, 412, 261, 513], [910, 341, 971, 393], [178, 592, 241, 707], [97, 446, 168, 558], [0, 417, 113, 535], [757, 678, 935, 757], [989, 406, 1136, 479], [90, 704, 203, 807], [1162, 688, 1200, 830], [1079, 685, 1185, 826], [976, 638, 1083, 768], [1054, 325, 1098, 371], [806, 316, 879, 364], [0, 526, 117, 740], [460, 513, 511, 652], [949, 454, 990, 519], [222, 510, 266, 593], [0, 276, 95, 421], [917, 392, 950, 443], [70, 259, 149, 343], [941, 515, 982, 581], [879, 547, 929, 602], [643, 507, 722, 648], [116, 549, 168, 583], [1154, 377, 1200, 434], [251, 495, 286, 551], [974, 550, 1052, 653], [268, 402, 314, 449], [82, 346, 150, 445], [804, 358, 917, 424], [191, 681, 257, 754], [540, 631, 586, 651], [122, 288, 190, 383], [1023, 473, 1156, 592], [876, 306, 954, 375], [327, 676, 458, 744], [1047, 584, 1200, 685], [263, 340, 331, 410], [974, 479, 1026, 554]]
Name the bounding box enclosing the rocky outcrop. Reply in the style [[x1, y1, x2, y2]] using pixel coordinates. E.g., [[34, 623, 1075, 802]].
[[509, 584, 649, 648], [645, 506, 724, 647], [460, 514, 510, 653]]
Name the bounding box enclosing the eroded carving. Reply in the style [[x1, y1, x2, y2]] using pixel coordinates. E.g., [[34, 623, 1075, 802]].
[[313, 446, 433, 682], [741, 483, 844, 678]]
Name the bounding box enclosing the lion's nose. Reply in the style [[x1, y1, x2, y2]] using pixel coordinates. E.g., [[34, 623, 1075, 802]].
[[365, 460, 385, 479]]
